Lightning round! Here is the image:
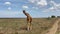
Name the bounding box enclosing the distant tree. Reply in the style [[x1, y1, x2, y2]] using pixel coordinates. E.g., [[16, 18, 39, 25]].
[[57, 16, 60, 18], [51, 15, 56, 18]]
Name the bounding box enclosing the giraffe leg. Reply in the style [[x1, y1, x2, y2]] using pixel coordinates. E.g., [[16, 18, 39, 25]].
[[27, 23, 32, 31], [29, 23, 32, 31], [27, 22, 31, 31], [27, 23, 30, 31]]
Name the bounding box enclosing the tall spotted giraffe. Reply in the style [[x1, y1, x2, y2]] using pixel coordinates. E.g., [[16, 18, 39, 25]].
[[23, 10, 32, 31]]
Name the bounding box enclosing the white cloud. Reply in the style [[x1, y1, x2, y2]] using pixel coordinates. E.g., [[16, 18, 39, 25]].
[[8, 7, 11, 10], [4, 2, 11, 5], [32, 7, 38, 9], [37, 0, 47, 6], [28, 0, 36, 3], [28, 0, 47, 6], [28, 0, 39, 3], [50, 1, 60, 8], [49, 7, 54, 10], [22, 5, 28, 9], [50, 1, 60, 11], [43, 1, 60, 12]]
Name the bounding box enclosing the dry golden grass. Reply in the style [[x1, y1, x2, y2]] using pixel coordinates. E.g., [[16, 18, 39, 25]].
[[0, 18, 59, 34]]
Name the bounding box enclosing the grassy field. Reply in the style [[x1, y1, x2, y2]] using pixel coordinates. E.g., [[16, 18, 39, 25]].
[[0, 18, 59, 34]]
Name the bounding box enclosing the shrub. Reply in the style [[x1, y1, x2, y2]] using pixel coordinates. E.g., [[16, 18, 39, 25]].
[[51, 15, 56, 18]]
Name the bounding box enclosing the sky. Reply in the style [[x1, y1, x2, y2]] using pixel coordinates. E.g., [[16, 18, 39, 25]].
[[0, 0, 60, 18]]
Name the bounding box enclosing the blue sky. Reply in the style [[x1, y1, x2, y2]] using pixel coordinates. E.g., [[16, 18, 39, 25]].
[[0, 0, 60, 18]]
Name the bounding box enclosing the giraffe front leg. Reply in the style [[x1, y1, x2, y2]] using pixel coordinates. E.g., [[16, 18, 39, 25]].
[[27, 22, 30, 31], [27, 22, 32, 31]]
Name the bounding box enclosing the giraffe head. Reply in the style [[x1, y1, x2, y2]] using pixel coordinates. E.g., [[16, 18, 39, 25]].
[[23, 10, 26, 13]]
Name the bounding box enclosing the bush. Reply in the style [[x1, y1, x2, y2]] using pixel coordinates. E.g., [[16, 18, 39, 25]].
[[51, 15, 56, 18]]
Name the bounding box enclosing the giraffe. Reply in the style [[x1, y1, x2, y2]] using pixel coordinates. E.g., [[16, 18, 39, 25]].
[[23, 10, 32, 31]]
